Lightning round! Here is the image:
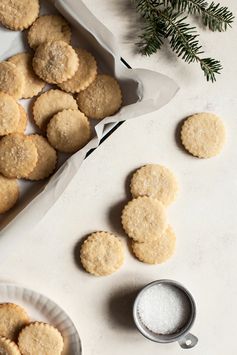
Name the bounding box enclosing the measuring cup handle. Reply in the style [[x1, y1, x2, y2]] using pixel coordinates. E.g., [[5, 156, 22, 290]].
[[178, 333, 198, 349]]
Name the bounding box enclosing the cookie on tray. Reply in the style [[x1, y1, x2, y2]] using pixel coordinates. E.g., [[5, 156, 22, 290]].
[[33, 41, 79, 84], [132, 226, 176, 264], [0, 303, 29, 340], [77, 74, 122, 119], [18, 322, 64, 355], [15, 104, 28, 134], [59, 48, 97, 93], [33, 89, 78, 131], [0, 92, 20, 136], [0, 134, 38, 179], [130, 164, 178, 206], [181, 112, 226, 158], [0, 62, 24, 100], [0, 336, 21, 355], [121, 196, 167, 243], [80, 231, 125, 276], [28, 15, 72, 49], [8, 53, 46, 99], [0, 0, 39, 31], [27, 135, 57, 180], [0, 175, 19, 214], [47, 109, 91, 153]]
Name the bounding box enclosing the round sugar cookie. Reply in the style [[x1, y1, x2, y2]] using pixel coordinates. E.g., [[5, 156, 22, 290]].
[[130, 164, 178, 206], [0, 62, 24, 99], [181, 113, 226, 158], [18, 322, 64, 355], [59, 48, 97, 93], [47, 109, 91, 153], [33, 89, 78, 131], [0, 303, 29, 340], [15, 104, 27, 134], [77, 74, 122, 119], [0, 92, 20, 136], [132, 226, 176, 264], [8, 53, 46, 99], [0, 337, 21, 355], [0, 134, 38, 179], [0, 0, 39, 31], [27, 135, 57, 180], [121, 196, 167, 243], [80, 232, 125, 276], [28, 15, 72, 49], [33, 41, 79, 84], [0, 174, 19, 214]]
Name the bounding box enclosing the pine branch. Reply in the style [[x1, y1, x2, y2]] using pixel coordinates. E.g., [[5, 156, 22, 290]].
[[134, 0, 222, 81], [166, 0, 234, 31]]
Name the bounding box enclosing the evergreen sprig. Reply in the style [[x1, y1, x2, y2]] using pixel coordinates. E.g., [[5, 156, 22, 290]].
[[133, 0, 234, 81]]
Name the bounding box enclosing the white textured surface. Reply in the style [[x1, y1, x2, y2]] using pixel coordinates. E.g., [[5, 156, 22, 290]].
[[0, 0, 237, 354]]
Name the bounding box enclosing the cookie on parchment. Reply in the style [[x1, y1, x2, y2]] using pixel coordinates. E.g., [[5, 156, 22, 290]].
[[28, 15, 72, 49], [59, 48, 97, 93], [0, 92, 20, 136], [15, 104, 28, 134], [33, 40, 79, 84], [0, 336, 21, 355], [27, 135, 57, 180], [121, 196, 167, 243], [0, 175, 19, 214], [80, 232, 125, 276], [181, 112, 226, 158], [77, 74, 122, 119], [132, 226, 176, 264], [18, 322, 64, 355], [0, 62, 24, 100], [47, 109, 91, 153], [130, 164, 178, 206], [0, 134, 38, 179], [33, 89, 78, 131], [8, 53, 46, 99], [0, 303, 29, 340], [0, 0, 39, 31]]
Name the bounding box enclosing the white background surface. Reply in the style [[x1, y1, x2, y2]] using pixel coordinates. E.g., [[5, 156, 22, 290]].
[[0, 0, 237, 354]]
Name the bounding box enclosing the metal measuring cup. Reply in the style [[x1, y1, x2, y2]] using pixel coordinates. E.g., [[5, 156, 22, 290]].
[[133, 279, 198, 349]]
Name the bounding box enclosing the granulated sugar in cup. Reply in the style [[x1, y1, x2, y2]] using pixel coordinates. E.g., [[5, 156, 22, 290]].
[[133, 280, 198, 349]]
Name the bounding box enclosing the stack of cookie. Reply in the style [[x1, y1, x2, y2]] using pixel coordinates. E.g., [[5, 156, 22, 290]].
[[122, 164, 178, 264], [0, 3, 122, 215], [0, 303, 64, 355]]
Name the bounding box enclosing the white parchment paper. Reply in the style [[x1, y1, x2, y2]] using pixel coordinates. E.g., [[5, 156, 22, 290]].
[[0, 0, 179, 238]]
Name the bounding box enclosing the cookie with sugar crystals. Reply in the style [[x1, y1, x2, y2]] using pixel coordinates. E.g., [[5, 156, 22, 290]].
[[0, 303, 29, 340], [132, 226, 176, 264], [59, 48, 97, 93], [8, 53, 46, 99], [0, 92, 20, 136], [18, 322, 64, 355], [15, 104, 27, 134], [0, 134, 38, 179], [33, 89, 78, 131], [130, 164, 178, 206], [27, 135, 57, 180], [0, 0, 39, 31], [121, 196, 167, 243], [0, 62, 24, 100], [33, 41, 79, 84], [28, 15, 72, 49], [0, 174, 19, 214], [47, 109, 91, 153], [77, 74, 122, 119], [0, 336, 21, 355], [80, 231, 125, 276], [181, 112, 226, 158]]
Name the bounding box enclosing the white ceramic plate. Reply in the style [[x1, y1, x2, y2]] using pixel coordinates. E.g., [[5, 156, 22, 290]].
[[0, 283, 82, 354]]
